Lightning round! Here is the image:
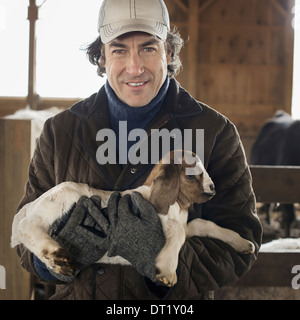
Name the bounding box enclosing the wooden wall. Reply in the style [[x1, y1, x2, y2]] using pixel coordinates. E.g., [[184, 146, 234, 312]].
[[165, 0, 295, 157], [0, 119, 38, 300]]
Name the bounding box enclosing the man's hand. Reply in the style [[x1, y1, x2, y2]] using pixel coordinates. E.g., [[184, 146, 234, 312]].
[[50, 195, 110, 271], [107, 192, 166, 282]]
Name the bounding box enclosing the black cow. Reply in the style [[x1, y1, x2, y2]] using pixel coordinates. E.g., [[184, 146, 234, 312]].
[[250, 110, 300, 237]]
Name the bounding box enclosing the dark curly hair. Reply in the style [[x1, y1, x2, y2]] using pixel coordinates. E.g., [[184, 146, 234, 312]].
[[85, 27, 184, 78]]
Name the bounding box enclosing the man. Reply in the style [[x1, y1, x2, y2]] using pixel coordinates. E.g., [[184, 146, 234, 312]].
[[15, 0, 262, 300]]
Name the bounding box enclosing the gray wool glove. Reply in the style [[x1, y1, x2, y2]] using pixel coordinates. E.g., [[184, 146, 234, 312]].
[[49, 195, 110, 276], [107, 191, 166, 282]]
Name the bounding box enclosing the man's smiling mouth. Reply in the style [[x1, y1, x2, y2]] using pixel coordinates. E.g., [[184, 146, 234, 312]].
[[126, 81, 148, 87]]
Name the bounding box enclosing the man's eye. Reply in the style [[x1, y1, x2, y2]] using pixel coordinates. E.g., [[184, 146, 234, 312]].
[[113, 50, 125, 54], [143, 47, 155, 52]]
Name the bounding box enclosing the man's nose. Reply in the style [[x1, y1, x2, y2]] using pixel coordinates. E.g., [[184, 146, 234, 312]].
[[126, 52, 144, 76]]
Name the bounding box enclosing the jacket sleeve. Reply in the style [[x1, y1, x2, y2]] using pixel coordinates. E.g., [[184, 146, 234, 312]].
[[170, 119, 262, 298], [15, 118, 58, 281]]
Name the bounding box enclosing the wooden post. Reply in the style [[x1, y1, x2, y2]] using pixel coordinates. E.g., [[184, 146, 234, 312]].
[[187, 0, 199, 98], [27, 0, 39, 110], [0, 119, 35, 300], [284, 0, 295, 113]]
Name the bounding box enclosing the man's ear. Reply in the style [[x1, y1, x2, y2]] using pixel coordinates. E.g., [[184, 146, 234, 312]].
[[166, 50, 172, 65], [100, 55, 106, 68]]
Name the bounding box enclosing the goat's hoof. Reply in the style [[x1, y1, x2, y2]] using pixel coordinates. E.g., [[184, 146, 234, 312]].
[[239, 240, 255, 254], [244, 241, 255, 254], [155, 268, 177, 287], [156, 275, 177, 287], [42, 248, 75, 277]]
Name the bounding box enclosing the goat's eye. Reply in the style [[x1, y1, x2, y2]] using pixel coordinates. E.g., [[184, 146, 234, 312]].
[[186, 175, 197, 181]]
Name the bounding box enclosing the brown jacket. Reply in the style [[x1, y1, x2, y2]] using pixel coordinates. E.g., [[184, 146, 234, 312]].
[[16, 79, 262, 300]]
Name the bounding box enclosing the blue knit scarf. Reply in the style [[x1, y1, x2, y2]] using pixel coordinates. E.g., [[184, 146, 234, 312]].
[[105, 76, 170, 161]]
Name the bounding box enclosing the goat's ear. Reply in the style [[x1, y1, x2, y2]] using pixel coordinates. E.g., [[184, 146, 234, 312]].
[[148, 164, 181, 214]]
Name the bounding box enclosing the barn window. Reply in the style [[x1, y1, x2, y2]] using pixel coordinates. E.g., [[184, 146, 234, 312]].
[[0, 1, 29, 96], [0, 0, 105, 105], [36, 0, 106, 98]]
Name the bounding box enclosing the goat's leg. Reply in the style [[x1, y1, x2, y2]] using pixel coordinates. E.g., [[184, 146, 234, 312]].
[[39, 235, 75, 277], [12, 182, 114, 276], [19, 222, 74, 276], [155, 214, 186, 287], [186, 218, 255, 254]]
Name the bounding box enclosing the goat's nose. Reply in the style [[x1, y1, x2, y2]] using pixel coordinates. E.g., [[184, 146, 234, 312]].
[[209, 183, 215, 192]]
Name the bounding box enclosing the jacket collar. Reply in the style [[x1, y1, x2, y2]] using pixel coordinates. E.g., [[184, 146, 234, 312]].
[[164, 78, 203, 118], [69, 85, 106, 119], [70, 78, 203, 120]]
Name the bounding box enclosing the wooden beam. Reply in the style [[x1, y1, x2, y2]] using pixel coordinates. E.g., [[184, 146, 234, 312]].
[[234, 252, 300, 287], [270, 0, 289, 18], [250, 165, 300, 203], [187, 0, 199, 97], [283, 0, 295, 114], [199, 0, 218, 15], [173, 0, 188, 13], [27, 0, 39, 110]]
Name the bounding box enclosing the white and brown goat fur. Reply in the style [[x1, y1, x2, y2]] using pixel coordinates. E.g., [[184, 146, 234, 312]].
[[11, 150, 255, 286]]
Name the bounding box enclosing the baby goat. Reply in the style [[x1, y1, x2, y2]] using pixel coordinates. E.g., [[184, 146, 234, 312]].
[[11, 150, 255, 286]]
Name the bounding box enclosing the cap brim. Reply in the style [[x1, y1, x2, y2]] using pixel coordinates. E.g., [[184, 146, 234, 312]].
[[99, 19, 168, 44]]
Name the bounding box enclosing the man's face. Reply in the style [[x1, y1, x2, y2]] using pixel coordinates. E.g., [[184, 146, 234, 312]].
[[102, 32, 171, 107]]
